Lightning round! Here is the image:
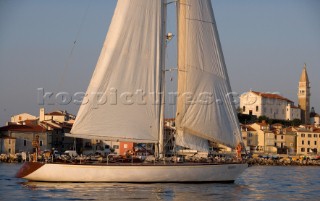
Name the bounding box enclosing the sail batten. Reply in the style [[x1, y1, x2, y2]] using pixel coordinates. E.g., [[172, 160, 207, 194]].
[[70, 0, 165, 142], [176, 0, 242, 149]]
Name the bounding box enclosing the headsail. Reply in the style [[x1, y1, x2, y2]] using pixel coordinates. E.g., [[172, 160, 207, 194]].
[[175, 130, 209, 152], [70, 0, 165, 143], [176, 0, 242, 149]]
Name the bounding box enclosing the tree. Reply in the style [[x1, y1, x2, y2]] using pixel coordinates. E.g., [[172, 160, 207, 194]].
[[291, 119, 302, 127], [258, 115, 270, 123]]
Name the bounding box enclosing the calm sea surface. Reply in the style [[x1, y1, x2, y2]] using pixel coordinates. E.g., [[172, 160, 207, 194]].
[[0, 163, 319, 201]]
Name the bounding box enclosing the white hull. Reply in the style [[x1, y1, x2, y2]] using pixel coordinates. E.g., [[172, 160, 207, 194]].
[[17, 162, 248, 183]]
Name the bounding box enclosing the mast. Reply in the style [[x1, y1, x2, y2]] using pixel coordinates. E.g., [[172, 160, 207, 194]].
[[158, 0, 167, 159]]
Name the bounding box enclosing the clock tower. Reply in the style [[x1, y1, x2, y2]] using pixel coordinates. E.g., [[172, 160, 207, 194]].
[[298, 64, 311, 124]]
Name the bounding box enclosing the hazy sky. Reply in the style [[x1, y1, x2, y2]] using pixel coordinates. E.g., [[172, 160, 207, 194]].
[[0, 0, 319, 125]]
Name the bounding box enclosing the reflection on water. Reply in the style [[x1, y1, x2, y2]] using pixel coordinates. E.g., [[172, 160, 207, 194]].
[[20, 182, 244, 200], [1, 163, 319, 201]]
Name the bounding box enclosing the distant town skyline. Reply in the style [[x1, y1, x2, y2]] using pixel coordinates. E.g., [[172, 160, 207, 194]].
[[0, 0, 319, 125]]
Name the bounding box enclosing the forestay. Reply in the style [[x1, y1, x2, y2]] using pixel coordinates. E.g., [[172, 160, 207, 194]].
[[175, 0, 242, 149]]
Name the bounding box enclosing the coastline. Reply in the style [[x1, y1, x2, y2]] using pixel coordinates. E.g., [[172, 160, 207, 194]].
[[1, 154, 320, 167], [247, 157, 320, 166]]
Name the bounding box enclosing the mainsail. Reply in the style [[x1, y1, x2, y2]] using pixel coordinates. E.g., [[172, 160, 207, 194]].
[[175, 0, 242, 149], [70, 0, 165, 143]]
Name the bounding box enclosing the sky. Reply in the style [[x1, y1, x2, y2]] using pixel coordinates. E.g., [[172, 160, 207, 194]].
[[0, 0, 319, 125]]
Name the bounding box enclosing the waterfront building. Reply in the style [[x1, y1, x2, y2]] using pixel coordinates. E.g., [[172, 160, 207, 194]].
[[240, 90, 300, 121], [272, 124, 297, 154], [311, 114, 320, 128], [37, 108, 78, 152], [240, 125, 258, 153], [109, 141, 120, 155], [286, 104, 301, 121], [80, 140, 118, 155], [0, 136, 16, 154], [249, 122, 277, 153], [39, 108, 76, 123], [310, 108, 320, 128], [296, 125, 320, 155], [41, 120, 76, 153], [272, 124, 286, 153], [10, 113, 37, 124], [1, 108, 141, 156], [298, 64, 311, 124], [119, 142, 134, 156], [0, 124, 51, 153], [282, 127, 298, 154]]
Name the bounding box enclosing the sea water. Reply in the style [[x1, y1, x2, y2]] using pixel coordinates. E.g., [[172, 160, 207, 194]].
[[0, 163, 319, 201]]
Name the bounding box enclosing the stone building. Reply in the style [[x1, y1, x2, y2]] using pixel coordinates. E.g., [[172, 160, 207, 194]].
[[39, 108, 76, 123], [249, 122, 277, 153], [282, 127, 298, 154], [286, 105, 301, 121], [0, 136, 16, 154], [272, 124, 297, 154], [298, 64, 311, 124], [240, 90, 300, 121], [240, 124, 258, 153], [10, 113, 37, 124], [0, 124, 51, 153], [310, 108, 320, 128], [296, 126, 320, 155]]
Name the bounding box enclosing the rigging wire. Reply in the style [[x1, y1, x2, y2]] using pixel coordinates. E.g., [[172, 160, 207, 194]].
[[165, 36, 177, 120], [55, 2, 91, 110]]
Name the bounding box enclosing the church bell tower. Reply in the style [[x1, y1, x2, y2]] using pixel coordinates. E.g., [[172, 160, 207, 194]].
[[298, 64, 311, 124]]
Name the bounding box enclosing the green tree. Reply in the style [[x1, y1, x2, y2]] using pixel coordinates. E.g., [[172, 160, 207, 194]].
[[258, 115, 269, 123], [291, 119, 302, 126]]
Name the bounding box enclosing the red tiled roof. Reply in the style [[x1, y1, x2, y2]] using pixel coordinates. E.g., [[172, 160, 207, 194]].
[[0, 136, 16, 139], [290, 105, 300, 109], [41, 120, 73, 129], [251, 91, 293, 103], [63, 123, 73, 129], [256, 122, 268, 127], [283, 127, 295, 132], [241, 125, 256, 132], [45, 111, 65, 116], [67, 119, 75, 124], [0, 125, 46, 132], [297, 125, 320, 133], [41, 121, 61, 129]]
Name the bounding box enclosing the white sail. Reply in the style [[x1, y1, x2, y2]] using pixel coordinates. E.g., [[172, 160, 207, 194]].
[[176, 0, 242, 148], [70, 0, 165, 143], [175, 130, 209, 152]]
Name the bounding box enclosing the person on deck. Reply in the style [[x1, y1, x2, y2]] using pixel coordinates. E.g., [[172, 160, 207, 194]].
[[236, 143, 242, 161]]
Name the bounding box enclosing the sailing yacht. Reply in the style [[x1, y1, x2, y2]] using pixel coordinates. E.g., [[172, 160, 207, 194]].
[[16, 0, 247, 182]]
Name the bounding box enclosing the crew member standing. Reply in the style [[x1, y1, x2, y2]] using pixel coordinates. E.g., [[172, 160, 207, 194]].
[[32, 135, 40, 162], [236, 143, 242, 161]]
